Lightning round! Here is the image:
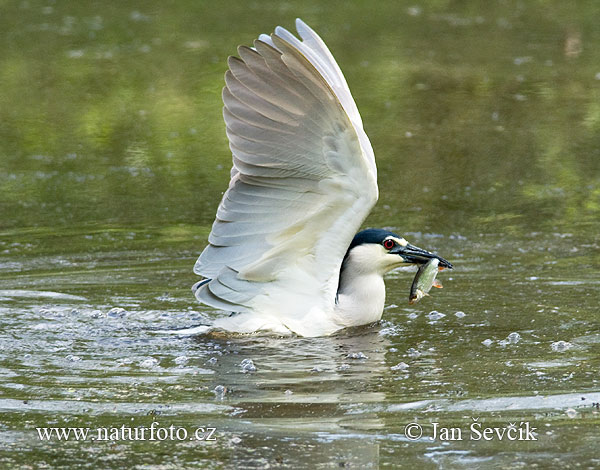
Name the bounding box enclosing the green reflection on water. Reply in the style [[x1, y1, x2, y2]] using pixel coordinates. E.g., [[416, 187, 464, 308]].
[[1, 0, 599, 234]]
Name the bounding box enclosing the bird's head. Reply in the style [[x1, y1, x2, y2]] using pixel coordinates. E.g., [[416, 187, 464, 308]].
[[342, 228, 453, 275]]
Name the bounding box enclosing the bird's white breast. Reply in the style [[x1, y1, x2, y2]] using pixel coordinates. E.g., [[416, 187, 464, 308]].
[[334, 244, 389, 327], [335, 273, 386, 327]]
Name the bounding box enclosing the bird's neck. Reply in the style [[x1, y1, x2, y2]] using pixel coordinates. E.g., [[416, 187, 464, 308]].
[[334, 262, 386, 327]]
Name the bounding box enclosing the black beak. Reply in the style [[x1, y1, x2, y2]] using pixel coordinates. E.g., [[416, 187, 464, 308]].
[[390, 243, 453, 269]]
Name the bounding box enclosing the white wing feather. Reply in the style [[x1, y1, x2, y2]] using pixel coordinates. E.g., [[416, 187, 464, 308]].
[[193, 19, 378, 334]]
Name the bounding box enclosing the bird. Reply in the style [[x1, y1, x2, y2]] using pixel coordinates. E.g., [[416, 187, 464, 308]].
[[190, 19, 452, 337]]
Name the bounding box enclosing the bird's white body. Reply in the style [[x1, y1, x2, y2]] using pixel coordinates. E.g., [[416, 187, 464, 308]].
[[207, 245, 399, 337], [187, 20, 450, 337]]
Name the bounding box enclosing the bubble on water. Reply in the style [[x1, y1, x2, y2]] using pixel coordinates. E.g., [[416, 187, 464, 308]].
[[230, 436, 242, 444], [284, 389, 293, 395], [205, 357, 218, 365], [391, 362, 409, 371], [174, 355, 188, 366], [337, 364, 350, 371], [454, 311, 466, 318], [311, 366, 323, 373], [346, 352, 368, 360], [407, 313, 418, 320], [66, 354, 81, 362], [499, 332, 521, 346], [406, 348, 421, 358], [482, 339, 494, 347], [565, 408, 577, 418], [107, 307, 127, 318], [508, 332, 521, 343], [213, 385, 227, 399], [551, 341, 573, 352], [240, 358, 257, 373], [379, 325, 402, 336], [139, 357, 159, 369], [427, 311, 446, 321]]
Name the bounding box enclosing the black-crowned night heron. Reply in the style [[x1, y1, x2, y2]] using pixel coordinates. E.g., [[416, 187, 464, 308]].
[[191, 19, 452, 337]]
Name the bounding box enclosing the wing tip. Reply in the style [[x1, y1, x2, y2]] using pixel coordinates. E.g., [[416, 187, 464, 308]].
[[274, 25, 287, 37], [227, 55, 244, 68], [295, 18, 311, 35]]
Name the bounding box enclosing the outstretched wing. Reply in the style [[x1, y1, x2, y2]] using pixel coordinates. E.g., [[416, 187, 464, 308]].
[[194, 19, 378, 320]]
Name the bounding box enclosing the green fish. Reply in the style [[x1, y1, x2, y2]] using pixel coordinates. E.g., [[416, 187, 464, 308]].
[[409, 258, 443, 304]]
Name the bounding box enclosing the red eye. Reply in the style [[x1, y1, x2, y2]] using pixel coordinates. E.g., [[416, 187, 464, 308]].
[[383, 239, 395, 250]]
